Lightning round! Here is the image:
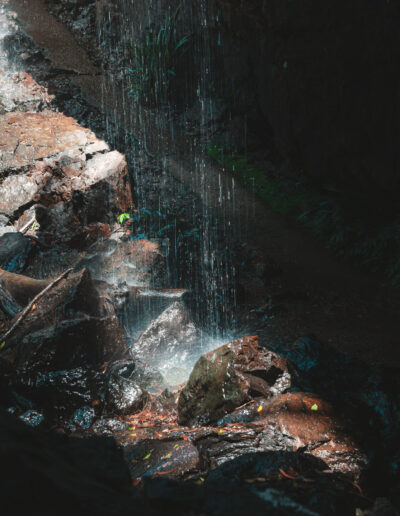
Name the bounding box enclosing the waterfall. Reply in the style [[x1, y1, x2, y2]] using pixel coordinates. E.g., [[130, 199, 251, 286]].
[[96, 0, 239, 344]]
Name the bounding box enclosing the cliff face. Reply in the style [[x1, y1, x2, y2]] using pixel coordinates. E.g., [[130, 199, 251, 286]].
[[97, 0, 400, 193]]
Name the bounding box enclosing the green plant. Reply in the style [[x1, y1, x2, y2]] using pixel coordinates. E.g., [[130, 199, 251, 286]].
[[117, 212, 131, 224], [126, 5, 189, 104], [206, 145, 305, 215]]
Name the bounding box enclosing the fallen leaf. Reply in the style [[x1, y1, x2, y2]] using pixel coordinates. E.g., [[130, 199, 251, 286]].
[[0, 341, 5, 350], [143, 453, 152, 460], [311, 404, 318, 411], [279, 468, 298, 480], [257, 405, 263, 412]]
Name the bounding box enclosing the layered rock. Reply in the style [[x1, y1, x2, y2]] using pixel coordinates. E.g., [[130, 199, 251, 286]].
[[178, 336, 292, 426]]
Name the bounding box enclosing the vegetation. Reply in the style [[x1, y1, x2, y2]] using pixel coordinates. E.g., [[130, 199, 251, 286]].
[[126, 6, 189, 104], [207, 144, 400, 286]]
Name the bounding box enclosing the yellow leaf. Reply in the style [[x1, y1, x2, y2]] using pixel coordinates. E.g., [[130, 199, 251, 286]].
[[218, 429, 224, 434], [0, 341, 5, 350], [130, 433, 137, 437], [257, 405, 263, 412], [143, 453, 151, 460], [163, 452, 173, 459]]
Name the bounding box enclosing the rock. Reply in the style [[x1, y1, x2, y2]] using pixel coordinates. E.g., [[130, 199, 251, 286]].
[[272, 337, 400, 481], [12, 367, 105, 420], [178, 336, 292, 426], [0, 268, 49, 306], [79, 237, 167, 286], [131, 301, 199, 370], [0, 232, 32, 273], [124, 438, 200, 480], [0, 268, 101, 361], [0, 111, 132, 222], [104, 360, 149, 416], [0, 72, 53, 113], [19, 409, 44, 428], [69, 405, 95, 430], [0, 410, 140, 515], [13, 315, 128, 373], [195, 393, 368, 481]]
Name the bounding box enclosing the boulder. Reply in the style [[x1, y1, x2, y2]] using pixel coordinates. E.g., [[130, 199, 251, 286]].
[[178, 336, 292, 426], [13, 315, 128, 373], [195, 393, 368, 481], [104, 360, 149, 416], [0, 111, 132, 222], [11, 366, 105, 419], [0, 268, 114, 364], [131, 301, 199, 371], [0, 410, 139, 515]]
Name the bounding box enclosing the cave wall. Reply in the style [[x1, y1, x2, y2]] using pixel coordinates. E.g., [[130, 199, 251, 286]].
[[97, 0, 400, 193]]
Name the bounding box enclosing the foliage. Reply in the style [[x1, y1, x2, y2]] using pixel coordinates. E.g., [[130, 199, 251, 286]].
[[207, 144, 400, 286], [126, 5, 189, 104], [206, 145, 305, 215], [117, 212, 131, 224]]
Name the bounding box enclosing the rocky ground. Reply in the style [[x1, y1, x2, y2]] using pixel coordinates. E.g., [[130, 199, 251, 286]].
[[0, 1, 399, 515]]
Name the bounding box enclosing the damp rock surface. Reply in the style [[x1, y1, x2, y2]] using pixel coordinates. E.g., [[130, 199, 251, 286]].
[[178, 335, 292, 426]]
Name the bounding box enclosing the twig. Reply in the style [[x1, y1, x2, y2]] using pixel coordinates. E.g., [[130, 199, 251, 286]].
[[19, 216, 36, 235], [0, 267, 74, 344]]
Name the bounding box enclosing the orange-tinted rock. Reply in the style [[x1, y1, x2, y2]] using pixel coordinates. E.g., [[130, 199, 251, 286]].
[[0, 111, 133, 220], [178, 336, 292, 426]]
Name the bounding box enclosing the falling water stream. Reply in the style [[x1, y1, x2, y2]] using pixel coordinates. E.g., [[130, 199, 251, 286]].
[[97, 0, 241, 377]]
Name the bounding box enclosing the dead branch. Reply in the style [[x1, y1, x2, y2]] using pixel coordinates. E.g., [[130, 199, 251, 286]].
[[0, 267, 74, 345]]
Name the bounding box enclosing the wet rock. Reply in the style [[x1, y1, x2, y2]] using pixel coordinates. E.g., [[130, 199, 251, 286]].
[[124, 439, 200, 480], [19, 409, 44, 428], [105, 360, 149, 416], [12, 367, 104, 420], [196, 393, 368, 481], [0, 268, 102, 362], [13, 315, 128, 373], [178, 336, 292, 426], [92, 417, 127, 435], [0, 111, 132, 222], [271, 337, 400, 480], [69, 405, 95, 430], [0, 232, 32, 273], [79, 237, 167, 286], [0, 72, 53, 113], [131, 301, 199, 370], [0, 410, 140, 515]]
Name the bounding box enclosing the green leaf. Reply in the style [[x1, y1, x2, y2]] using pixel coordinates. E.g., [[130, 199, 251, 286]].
[[143, 453, 152, 460], [117, 213, 131, 224], [0, 341, 5, 350], [311, 403, 318, 411]]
